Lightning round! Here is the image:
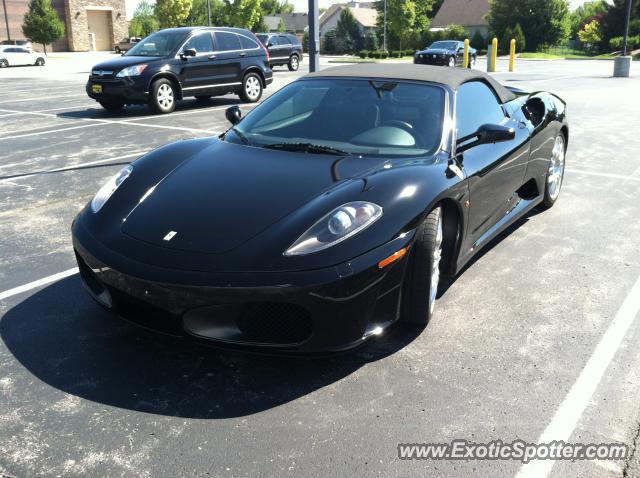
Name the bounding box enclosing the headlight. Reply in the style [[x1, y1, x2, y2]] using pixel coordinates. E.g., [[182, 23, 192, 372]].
[[116, 64, 147, 77], [91, 165, 133, 213], [284, 201, 383, 256]]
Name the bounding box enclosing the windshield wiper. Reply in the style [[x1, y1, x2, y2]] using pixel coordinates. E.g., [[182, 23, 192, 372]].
[[262, 142, 350, 156]]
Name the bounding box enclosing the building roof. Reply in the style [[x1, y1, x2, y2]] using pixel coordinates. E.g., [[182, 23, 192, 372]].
[[320, 5, 378, 29], [305, 63, 516, 103], [264, 13, 310, 32], [431, 0, 490, 28]]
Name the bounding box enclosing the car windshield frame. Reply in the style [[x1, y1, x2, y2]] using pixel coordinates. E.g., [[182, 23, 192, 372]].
[[225, 77, 448, 159], [124, 30, 190, 57], [429, 41, 459, 50]]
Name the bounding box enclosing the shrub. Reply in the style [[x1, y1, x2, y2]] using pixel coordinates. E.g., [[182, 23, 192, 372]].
[[404, 49, 414, 56], [367, 50, 376, 58], [379, 50, 389, 59], [359, 50, 369, 59]]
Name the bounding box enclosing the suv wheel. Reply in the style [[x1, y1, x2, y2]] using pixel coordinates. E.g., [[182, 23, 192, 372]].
[[149, 78, 176, 114], [115, 46, 121, 53], [448, 56, 455, 67], [239, 73, 263, 103], [288, 54, 299, 71]]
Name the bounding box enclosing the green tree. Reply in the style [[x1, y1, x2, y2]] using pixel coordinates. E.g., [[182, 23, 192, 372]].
[[470, 29, 485, 50], [277, 18, 286, 32], [602, 0, 640, 43], [569, 0, 608, 38], [253, 16, 269, 32], [21, 0, 65, 54], [487, 0, 570, 51], [387, 0, 416, 50], [364, 29, 379, 50], [335, 8, 363, 52], [512, 22, 526, 52], [129, 0, 159, 37], [443, 23, 467, 40], [261, 0, 293, 15], [227, 0, 263, 29], [375, 0, 433, 50], [578, 19, 602, 49], [156, 0, 193, 28], [322, 28, 337, 53], [188, 0, 226, 26]]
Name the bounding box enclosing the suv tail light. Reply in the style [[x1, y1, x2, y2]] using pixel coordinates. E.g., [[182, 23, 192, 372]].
[[251, 32, 269, 62]]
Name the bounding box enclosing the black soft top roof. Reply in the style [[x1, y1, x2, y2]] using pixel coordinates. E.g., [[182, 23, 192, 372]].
[[306, 63, 516, 104]]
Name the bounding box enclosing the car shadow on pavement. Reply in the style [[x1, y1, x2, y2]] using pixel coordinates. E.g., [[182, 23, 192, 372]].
[[438, 206, 546, 298], [60, 96, 244, 120], [1, 275, 422, 419]]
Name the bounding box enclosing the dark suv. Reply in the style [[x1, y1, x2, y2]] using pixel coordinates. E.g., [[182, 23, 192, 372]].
[[86, 27, 273, 114], [256, 33, 303, 71]]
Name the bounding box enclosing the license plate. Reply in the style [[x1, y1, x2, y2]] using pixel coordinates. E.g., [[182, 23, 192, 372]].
[[92, 84, 102, 94]]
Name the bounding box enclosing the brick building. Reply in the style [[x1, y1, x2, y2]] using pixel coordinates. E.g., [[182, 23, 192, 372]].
[[0, 0, 127, 51]]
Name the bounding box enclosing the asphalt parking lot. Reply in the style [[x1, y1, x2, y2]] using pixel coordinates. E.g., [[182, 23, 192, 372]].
[[1, 57, 639, 477]]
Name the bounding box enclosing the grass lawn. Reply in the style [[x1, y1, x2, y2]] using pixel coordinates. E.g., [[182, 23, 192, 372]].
[[328, 56, 414, 63], [518, 50, 616, 60]]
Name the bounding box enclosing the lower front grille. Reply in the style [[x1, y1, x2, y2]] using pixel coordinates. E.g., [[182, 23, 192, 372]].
[[236, 302, 313, 345], [109, 288, 184, 336]]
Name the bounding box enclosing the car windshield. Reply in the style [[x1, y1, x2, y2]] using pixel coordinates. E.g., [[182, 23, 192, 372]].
[[429, 41, 458, 50], [226, 78, 445, 158], [125, 31, 188, 57]]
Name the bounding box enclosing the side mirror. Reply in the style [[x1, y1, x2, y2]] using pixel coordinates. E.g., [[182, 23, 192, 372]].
[[225, 105, 242, 125], [456, 123, 515, 154], [181, 48, 197, 58]]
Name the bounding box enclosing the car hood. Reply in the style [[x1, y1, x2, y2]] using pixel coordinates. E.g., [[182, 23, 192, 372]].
[[121, 140, 386, 254], [418, 48, 451, 55], [91, 55, 158, 72]]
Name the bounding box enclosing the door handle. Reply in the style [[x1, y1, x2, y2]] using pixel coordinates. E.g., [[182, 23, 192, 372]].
[[239, 52, 247, 57], [208, 54, 217, 60]]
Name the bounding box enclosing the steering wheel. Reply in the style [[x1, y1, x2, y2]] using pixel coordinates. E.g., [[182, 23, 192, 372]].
[[381, 120, 414, 134]]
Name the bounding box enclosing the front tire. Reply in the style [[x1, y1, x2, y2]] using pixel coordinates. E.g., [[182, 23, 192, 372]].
[[99, 100, 124, 111], [115, 47, 121, 53], [288, 54, 300, 71], [468, 55, 476, 68], [35, 57, 45, 66], [542, 133, 566, 208], [448, 56, 455, 67], [401, 207, 444, 326], [239, 72, 263, 103], [149, 78, 176, 114]]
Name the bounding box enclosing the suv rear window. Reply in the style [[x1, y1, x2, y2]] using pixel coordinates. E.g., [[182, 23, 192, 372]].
[[215, 32, 241, 51], [239, 35, 259, 50]]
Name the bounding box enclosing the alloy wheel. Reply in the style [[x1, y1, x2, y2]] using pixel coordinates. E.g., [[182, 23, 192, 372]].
[[157, 83, 174, 110], [429, 210, 443, 315], [290, 56, 299, 70], [547, 135, 566, 201], [245, 76, 261, 100], [448, 57, 455, 67]]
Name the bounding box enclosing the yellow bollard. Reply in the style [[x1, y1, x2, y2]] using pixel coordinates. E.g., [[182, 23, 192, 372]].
[[490, 37, 498, 72], [509, 38, 516, 72], [463, 38, 469, 68]]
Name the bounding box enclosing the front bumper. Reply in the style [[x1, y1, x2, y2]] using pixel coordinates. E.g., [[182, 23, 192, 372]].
[[86, 76, 149, 104], [72, 219, 414, 354], [414, 55, 449, 65]]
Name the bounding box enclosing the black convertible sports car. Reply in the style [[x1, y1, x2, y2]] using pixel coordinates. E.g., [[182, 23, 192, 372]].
[[72, 64, 568, 354]]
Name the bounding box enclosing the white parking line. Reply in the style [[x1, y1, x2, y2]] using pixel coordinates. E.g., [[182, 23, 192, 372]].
[[0, 108, 218, 137], [0, 93, 88, 103], [2, 123, 102, 139], [0, 151, 148, 184], [515, 273, 640, 478], [0, 268, 79, 301], [566, 169, 640, 181]]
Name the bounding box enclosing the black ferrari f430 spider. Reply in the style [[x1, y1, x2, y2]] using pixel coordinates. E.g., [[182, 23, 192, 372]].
[[72, 64, 568, 353]]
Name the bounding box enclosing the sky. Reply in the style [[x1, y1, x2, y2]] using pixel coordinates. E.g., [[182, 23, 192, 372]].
[[126, 0, 595, 20]]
